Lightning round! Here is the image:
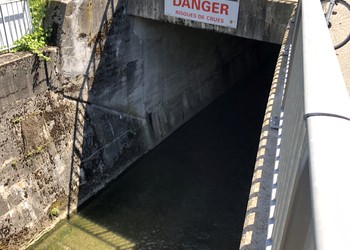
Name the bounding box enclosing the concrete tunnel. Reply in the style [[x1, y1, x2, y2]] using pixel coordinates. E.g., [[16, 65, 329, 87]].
[[31, 17, 280, 250], [0, 0, 290, 249]]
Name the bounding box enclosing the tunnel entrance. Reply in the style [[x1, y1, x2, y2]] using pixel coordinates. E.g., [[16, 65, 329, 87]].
[[29, 25, 280, 248]]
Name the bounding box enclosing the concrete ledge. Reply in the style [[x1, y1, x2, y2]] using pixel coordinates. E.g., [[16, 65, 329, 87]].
[[0, 48, 60, 113], [239, 8, 296, 249]]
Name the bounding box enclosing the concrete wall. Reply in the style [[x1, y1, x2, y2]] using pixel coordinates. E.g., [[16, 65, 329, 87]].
[[127, 0, 297, 44], [0, 51, 77, 249], [0, 50, 60, 113], [0, 0, 279, 248]]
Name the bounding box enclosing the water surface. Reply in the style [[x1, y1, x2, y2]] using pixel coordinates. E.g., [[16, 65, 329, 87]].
[[29, 55, 277, 249]]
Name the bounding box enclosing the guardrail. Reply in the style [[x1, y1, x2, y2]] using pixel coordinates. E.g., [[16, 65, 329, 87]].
[[0, 0, 32, 52], [266, 0, 350, 249]]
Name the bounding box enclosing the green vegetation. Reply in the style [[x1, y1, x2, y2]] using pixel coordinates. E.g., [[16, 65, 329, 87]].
[[25, 142, 49, 159], [49, 207, 60, 217], [36, 145, 44, 152], [11, 111, 41, 125], [47, 198, 66, 219], [11, 116, 23, 124], [13, 0, 50, 60], [128, 128, 137, 136]]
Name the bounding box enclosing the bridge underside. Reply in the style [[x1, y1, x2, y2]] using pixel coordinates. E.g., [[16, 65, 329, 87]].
[[127, 0, 297, 44]]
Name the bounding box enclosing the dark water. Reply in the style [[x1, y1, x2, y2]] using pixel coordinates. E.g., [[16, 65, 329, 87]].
[[29, 53, 277, 250]]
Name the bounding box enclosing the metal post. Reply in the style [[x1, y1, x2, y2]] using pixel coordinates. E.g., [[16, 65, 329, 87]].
[[5, 3, 15, 48], [0, 4, 10, 52], [10, 2, 19, 43], [12, 1, 23, 39], [15, 0, 24, 37], [23, 0, 32, 33]]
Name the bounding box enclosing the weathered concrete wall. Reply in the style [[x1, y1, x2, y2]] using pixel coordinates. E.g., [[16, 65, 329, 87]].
[[127, 0, 297, 44], [0, 51, 77, 249], [0, 49, 60, 113], [45, 0, 119, 76], [0, 91, 77, 249], [0, 0, 280, 249]]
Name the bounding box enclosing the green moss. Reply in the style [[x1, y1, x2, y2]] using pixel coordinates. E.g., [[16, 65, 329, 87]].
[[11, 160, 17, 167], [11, 116, 23, 124], [49, 207, 60, 217]]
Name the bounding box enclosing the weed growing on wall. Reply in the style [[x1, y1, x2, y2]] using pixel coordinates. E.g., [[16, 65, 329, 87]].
[[49, 207, 60, 218], [13, 0, 50, 60]]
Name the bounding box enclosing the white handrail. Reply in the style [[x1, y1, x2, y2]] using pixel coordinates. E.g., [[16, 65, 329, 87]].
[[302, 0, 350, 249], [267, 0, 350, 249]]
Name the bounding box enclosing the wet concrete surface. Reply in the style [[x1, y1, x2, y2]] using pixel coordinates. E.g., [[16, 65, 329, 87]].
[[29, 51, 278, 250]]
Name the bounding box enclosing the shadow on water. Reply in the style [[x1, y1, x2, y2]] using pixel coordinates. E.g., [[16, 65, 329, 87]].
[[30, 0, 280, 248]]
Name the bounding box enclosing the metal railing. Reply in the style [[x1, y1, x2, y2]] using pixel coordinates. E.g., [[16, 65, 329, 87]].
[[0, 0, 32, 52], [266, 0, 350, 249]]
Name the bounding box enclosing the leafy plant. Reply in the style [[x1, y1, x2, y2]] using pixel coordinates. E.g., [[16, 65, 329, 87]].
[[24, 142, 50, 159], [49, 207, 60, 217], [36, 145, 43, 152], [13, 0, 50, 60]]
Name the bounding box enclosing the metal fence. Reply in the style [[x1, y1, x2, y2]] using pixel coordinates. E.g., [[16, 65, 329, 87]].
[[0, 0, 32, 52], [266, 0, 350, 249]]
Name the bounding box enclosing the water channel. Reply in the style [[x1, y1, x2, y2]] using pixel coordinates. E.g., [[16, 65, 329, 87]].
[[28, 47, 279, 250]]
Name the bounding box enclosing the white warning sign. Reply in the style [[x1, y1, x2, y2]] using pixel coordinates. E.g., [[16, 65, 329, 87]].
[[164, 0, 240, 29]]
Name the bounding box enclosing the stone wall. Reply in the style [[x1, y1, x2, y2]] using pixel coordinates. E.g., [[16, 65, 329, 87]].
[[0, 91, 76, 249], [0, 50, 77, 248], [0, 0, 279, 249]]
